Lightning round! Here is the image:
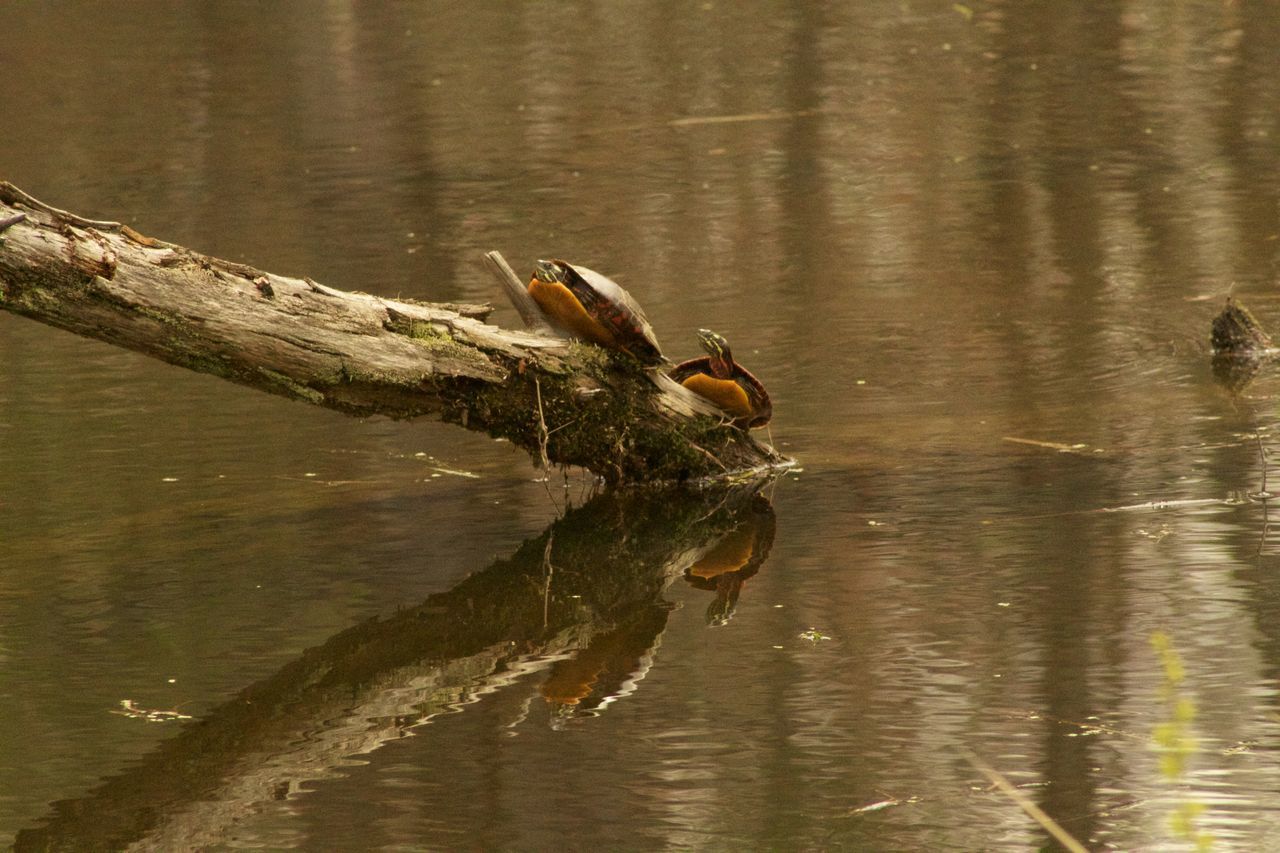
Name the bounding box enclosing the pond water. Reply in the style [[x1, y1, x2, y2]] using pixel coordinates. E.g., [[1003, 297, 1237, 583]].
[[4, 1, 1280, 850]]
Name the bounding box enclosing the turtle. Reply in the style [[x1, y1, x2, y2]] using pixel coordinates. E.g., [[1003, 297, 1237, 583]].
[[669, 329, 772, 429], [528, 259, 666, 364]]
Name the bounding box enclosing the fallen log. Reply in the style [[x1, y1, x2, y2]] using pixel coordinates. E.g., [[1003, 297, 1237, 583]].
[[0, 182, 789, 483]]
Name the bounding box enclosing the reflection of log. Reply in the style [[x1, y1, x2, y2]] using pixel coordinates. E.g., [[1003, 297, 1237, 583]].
[[14, 484, 773, 852], [540, 605, 673, 719], [0, 183, 789, 482]]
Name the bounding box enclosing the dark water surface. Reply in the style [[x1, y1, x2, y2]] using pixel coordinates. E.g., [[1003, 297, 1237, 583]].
[[5, 1, 1280, 849]]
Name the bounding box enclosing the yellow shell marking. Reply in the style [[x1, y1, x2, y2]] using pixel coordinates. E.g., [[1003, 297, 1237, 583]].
[[528, 279, 618, 347], [680, 373, 754, 420]]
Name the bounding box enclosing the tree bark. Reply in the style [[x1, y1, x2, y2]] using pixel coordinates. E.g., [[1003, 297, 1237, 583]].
[[0, 183, 789, 482]]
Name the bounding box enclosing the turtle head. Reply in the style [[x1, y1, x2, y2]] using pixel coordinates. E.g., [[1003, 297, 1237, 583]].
[[698, 329, 735, 377], [534, 259, 568, 285]]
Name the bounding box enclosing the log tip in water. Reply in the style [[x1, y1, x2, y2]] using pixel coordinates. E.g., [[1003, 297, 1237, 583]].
[[1211, 297, 1272, 356], [1211, 297, 1274, 391]]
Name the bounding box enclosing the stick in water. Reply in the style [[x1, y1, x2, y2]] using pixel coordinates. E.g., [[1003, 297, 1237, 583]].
[[961, 750, 1088, 853]]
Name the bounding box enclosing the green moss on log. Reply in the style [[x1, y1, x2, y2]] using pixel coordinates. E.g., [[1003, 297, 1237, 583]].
[[442, 343, 739, 482], [257, 369, 326, 404]]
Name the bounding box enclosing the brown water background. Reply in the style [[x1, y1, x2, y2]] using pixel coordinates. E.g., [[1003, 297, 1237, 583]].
[[5, 2, 1280, 849]]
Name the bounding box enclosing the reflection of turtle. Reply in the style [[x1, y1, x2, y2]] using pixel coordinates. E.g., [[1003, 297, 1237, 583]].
[[683, 493, 777, 625], [669, 329, 772, 429], [528, 259, 666, 364], [540, 606, 672, 724]]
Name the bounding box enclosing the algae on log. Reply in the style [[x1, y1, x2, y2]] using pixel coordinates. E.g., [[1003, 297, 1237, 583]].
[[13, 484, 774, 852], [0, 182, 789, 482]]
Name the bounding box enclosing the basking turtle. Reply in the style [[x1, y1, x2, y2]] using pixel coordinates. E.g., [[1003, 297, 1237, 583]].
[[669, 329, 772, 429], [528, 259, 665, 364]]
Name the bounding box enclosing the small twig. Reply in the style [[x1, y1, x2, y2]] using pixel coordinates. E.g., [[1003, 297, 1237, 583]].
[[961, 750, 1088, 853], [1248, 433, 1275, 502], [541, 530, 555, 630], [688, 441, 729, 473], [534, 378, 552, 470], [692, 490, 733, 523], [667, 109, 824, 128], [1003, 436, 1105, 457], [1258, 433, 1271, 497], [534, 377, 561, 511], [484, 250, 556, 334], [546, 418, 580, 436], [0, 181, 122, 230], [0, 212, 26, 233], [1257, 500, 1270, 560]]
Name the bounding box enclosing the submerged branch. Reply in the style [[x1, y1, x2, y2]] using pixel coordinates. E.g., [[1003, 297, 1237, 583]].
[[0, 182, 789, 482]]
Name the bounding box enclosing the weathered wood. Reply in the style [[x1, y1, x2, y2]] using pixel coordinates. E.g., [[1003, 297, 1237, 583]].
[[13, 485, 774, 851], [484, 248, 554, 334], [0, 182, 790, 482]]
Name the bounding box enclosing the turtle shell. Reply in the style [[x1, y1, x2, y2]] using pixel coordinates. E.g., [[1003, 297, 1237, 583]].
[[669, 356, 772, 429], [555, 261, 665, 364]]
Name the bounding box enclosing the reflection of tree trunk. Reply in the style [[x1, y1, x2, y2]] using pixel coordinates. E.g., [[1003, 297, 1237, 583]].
[[778, 2, 831, 298], [14, 483, 775, 852], [0, 183, 787, 482], [1221, 6, 1280, 286]]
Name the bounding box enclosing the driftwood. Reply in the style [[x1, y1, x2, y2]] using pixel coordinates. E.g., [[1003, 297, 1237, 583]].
[[13, 484, 775, 851], [0, 183, 789, 483]]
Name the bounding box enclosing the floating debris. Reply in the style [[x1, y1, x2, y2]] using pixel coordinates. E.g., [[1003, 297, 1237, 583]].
[[668, 109, 824, 128], [1135, 524, 1174, 542], [841, 793, 921, 818], [1003, 436, 1104, 456], [111, 699, 192, 723], [847, 798, 899, 815], [429, 465, 480, 479], [1223, 740, 1257, 756]]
